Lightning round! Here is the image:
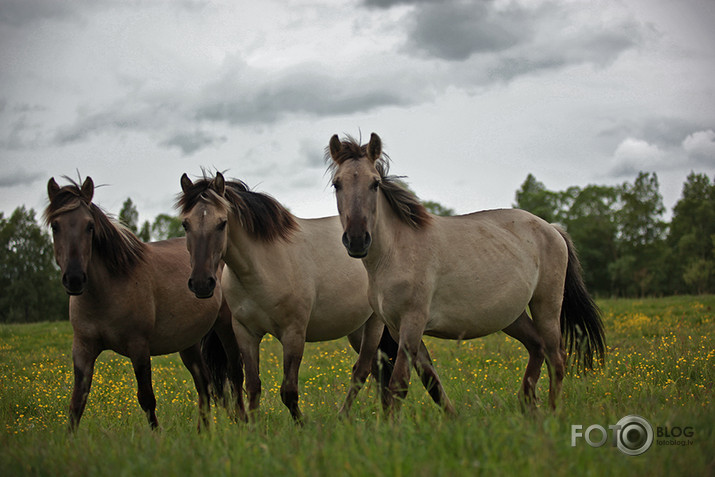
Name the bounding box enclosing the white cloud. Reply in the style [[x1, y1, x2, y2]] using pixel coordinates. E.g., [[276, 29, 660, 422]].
[[682, 130, 715, 164], [610, 137, 667, 176]]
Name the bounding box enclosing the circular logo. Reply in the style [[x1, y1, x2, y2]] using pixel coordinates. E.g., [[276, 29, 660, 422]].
[[615, 415, 654, 456]]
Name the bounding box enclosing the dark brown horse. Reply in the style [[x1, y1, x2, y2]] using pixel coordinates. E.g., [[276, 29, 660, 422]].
[[45, 176, 245, 430]]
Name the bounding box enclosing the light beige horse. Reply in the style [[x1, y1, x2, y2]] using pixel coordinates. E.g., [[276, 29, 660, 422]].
[[177, 172, 454, 423], [327, 133, 606, 413], [45, 176, 245, 430]]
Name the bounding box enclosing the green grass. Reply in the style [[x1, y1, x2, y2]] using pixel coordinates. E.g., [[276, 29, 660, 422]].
[[1, 296, 713, 476]]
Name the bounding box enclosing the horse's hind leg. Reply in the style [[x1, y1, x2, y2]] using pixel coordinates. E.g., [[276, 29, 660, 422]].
[[68, 338, 100, 431], [233, 322, 262, 420], [529, 299, 566, 410], [180, 344, 212, 431], [340, 314, 384, 417], [213, 301, 247, 422], [130, 347, 159, 429], [413, 340, 455, 415], [502, 311, 545, 412]]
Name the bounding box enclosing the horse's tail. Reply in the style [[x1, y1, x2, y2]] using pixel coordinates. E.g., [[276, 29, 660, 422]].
[[200, 329, 228, 403], [556, 226, 606, 370]]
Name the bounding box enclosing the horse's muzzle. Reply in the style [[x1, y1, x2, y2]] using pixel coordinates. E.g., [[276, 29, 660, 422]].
[[342, 231, 371, 258], [188, 276, 216, 299], [62, 272, 87, 295]]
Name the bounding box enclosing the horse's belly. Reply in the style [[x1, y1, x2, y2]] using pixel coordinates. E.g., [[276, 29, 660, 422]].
[[424, 279, 534, 339], [424, 304, 523, 339], [149, 300, 220, 355], [305, 305, 372, 342]]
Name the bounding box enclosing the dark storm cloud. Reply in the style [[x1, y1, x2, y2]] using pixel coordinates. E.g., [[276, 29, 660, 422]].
[[194, 65, 415, 125], [403, 2, 533, 61], [0, 0, 81, 26], [29, 0, 646, 157], [362, 0, 446, 8], [362, 0, 644, 77], [49, 61, 419, 154], [0, 168, 44, 188], [0, 0, 209, 26], [160, 130, 227, 156]]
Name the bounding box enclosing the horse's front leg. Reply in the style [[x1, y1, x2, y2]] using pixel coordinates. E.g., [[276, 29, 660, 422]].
[[279, 326, 307, 425], [340, 313, 384, 417], [179, 344, 211, 431], [386, 316, 426, 415], [129, 346, 158, 429], [68, 338, 100, 432]]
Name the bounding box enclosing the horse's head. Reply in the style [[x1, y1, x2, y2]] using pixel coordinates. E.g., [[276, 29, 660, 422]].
[[328, 133, 383, 258], [46, 177, 95, 295], [179, 172, 229, 299]]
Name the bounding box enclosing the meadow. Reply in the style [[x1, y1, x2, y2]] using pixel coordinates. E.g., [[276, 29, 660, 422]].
[[1, 296, 713, 476]]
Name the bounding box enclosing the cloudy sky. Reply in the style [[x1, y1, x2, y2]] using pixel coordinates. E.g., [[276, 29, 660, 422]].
[[1, 0, 714, 227]]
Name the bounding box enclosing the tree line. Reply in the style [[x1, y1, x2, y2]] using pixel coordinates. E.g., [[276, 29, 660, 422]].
[[513, 171, 714, 297], [1, 170, 713, 323]]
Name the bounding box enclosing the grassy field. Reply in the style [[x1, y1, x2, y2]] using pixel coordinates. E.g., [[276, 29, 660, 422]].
[[1, 296, 713, 476]]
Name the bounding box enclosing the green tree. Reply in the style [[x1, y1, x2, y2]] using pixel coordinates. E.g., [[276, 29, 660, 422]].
[[119, 198, 139, 233], [668, 173, 715, 293], [0, 207, 66, 322], [151, 214, 184, 240], [562, 185, 619, 295], [612, 172, 668, 296], [513, 174, 573, 224], [138, 220, 151, 242], [422, 201, 454, 217]]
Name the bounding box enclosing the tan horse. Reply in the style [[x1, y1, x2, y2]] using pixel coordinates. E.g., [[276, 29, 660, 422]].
[[327, 133, 606, 413], [45, 176, 245, 430], [177, 172, 454, 423]]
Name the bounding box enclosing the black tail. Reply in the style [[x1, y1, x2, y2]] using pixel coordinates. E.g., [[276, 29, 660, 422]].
[[200, 329, 228, 403], [557, 228, 606, 370]]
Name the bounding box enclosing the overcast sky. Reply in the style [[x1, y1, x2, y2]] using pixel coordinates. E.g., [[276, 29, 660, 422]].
[[1, 0, 714, 227]]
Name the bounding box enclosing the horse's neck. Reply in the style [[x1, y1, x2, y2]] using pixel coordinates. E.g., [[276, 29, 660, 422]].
[[363, 192, 404, 270], [223, 214, 276, 278], [83, 251, 119, 299]]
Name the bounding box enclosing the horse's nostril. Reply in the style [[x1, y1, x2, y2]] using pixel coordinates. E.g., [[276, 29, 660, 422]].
[[342, 232, 350, 248], [207, 277, 216, 290], [187, 278, 194, 292]]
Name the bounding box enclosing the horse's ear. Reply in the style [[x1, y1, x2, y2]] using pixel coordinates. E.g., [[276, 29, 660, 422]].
[[212, 172, 225, 196], [329, 134, 342, 162], [47, 178, 60, 201], [80, 177, 94, 202], [367, 133, 381, 163], [181, 173, 193, 193]]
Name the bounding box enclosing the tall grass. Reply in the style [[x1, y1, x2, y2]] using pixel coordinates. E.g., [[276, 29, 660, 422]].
[[1, 296, 713, 476]]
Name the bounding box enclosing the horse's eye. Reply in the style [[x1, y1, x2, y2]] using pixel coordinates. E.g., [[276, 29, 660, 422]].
[[50, 222, 59, 233], [217, 220, 227, 232], [181, 220, 189, 231], [332, 181, 342, 191], [370, 179, 380, 191], [87, 222, 95, 233]]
